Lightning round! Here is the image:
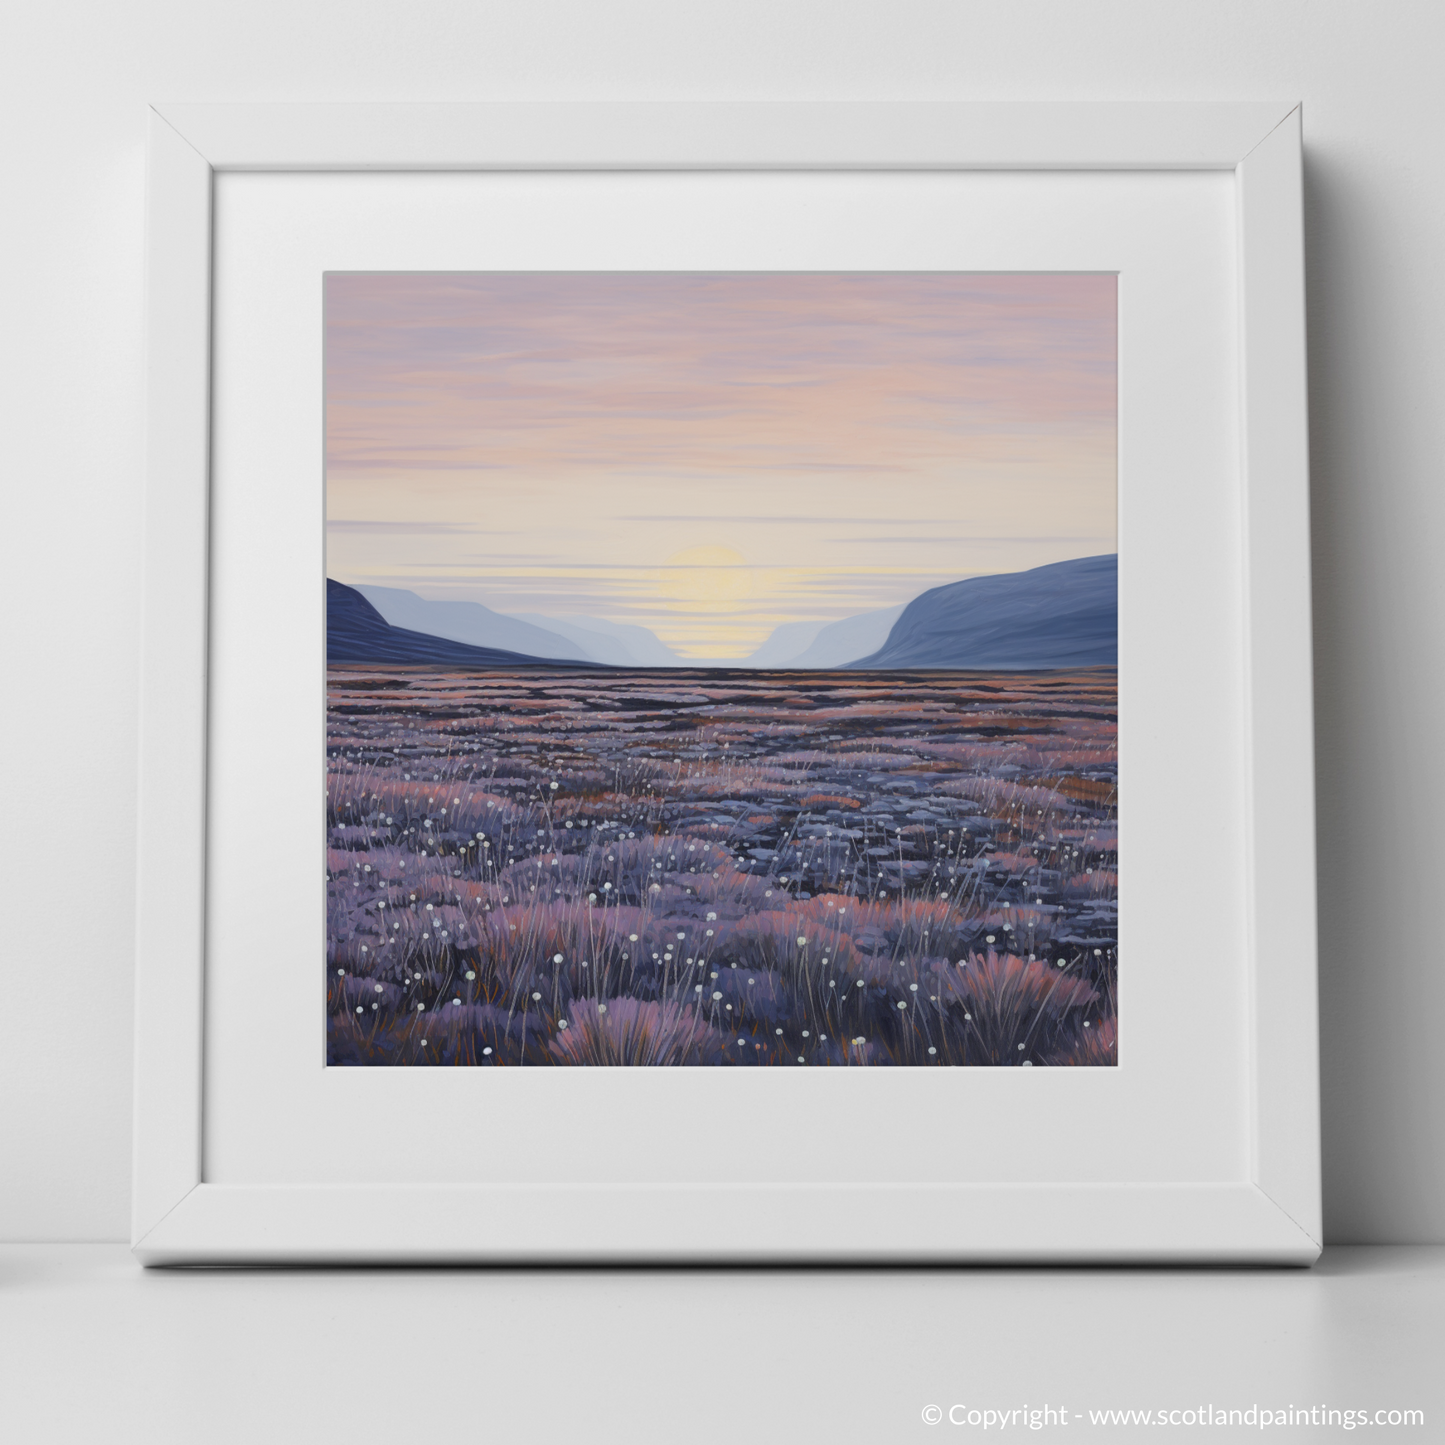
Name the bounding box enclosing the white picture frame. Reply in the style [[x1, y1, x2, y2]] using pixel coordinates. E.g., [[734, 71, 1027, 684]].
[[134, 102, 1319, 1265]]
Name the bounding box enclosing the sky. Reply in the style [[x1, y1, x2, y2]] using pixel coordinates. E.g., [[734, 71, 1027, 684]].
[[325, 272, 1116, 660]]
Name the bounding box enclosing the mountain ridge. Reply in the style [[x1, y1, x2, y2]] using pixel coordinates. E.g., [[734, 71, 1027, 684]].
[[355, 585, 588, 662], [847, 554, 1116, 670], [327, 580, 599, 668]]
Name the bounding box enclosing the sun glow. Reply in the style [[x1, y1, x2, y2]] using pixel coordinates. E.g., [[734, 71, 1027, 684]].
[[650, 546, 762, 660], [657, 546, 755, 608]]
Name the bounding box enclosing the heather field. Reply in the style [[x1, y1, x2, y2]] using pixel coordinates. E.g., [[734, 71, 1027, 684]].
[[326, 669, 1117, 1067]]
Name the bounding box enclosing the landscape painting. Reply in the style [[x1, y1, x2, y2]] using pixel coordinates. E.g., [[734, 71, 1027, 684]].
[[325, 273, 1117, 1067]]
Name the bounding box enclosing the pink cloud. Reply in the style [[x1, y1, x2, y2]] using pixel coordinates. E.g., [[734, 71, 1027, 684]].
[[325, 273, 1115, 483]]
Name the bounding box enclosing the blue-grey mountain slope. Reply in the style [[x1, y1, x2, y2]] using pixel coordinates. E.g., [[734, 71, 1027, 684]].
[[328, 580, 597, 668], [738, 604, 908, 669], [355, 585, 587, 662], [847, 555, 1116, 670], [515, 613, 684, 667], [740, 620, 828, 668], [783, 603, 907, 668]]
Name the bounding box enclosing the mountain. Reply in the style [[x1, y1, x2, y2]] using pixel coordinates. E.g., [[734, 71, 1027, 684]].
[[783, 603, 907, 668], [515, 613, 685, 668], [740, 620, 827, 668], [327, 580, 592, 667], [736, 604, 907, 669], [355, 585, 587, 662], [846, 555, 1117, 670]]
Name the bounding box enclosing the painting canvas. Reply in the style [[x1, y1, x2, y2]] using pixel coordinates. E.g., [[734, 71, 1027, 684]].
[[325, 273, 1117, 1068]]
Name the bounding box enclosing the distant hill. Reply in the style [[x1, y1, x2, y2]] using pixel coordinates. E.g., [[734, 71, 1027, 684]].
[[784, 603, 907, 668], [514, 613, 685, 668], [740, 620, 828, 668], [356, 585, 587, 662], [327, 580, 595, 668], [738, 604, 907, 669], [847, 555, 1117, 670]]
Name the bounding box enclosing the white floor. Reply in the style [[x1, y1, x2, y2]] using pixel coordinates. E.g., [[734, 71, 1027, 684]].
[[1, 1246, 1439, 1442]]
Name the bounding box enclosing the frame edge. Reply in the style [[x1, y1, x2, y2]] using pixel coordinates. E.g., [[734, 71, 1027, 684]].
[[1236, 106, 1324, 1248], [151, 100, 1299, 172], [132, 110, 213, 1248], [134, 1182, 1321, 1267]]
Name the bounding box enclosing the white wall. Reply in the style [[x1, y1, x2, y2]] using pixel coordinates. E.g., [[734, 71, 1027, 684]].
[[2, 0, 1441, 1243]]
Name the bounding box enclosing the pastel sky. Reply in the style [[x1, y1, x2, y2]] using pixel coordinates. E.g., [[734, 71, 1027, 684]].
[[325, 272, 1116, 659]]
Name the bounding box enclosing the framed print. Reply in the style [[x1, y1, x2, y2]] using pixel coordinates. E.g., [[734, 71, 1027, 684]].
[[134, 102, 1320, 1263]]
